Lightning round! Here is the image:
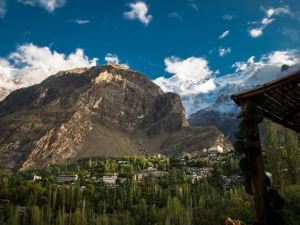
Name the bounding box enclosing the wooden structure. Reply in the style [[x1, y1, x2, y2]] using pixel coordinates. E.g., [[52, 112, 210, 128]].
[[231, 70, 300, 225], [232, 71, 300, 132]]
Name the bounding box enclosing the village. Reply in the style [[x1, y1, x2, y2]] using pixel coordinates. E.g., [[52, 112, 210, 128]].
[[0, 147, 242, 217], [26, 144, 239, 189]]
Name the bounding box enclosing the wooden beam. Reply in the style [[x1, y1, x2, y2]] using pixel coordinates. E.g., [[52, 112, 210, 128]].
[[261, 109, 300, 133], [232, 71, 300, 104]]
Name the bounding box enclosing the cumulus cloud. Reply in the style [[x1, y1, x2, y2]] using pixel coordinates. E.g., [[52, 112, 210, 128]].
[[104, 53, 129, 68], [153, 56, 217, 115], [0, 43, 98, 100], [123, 1, 152, 25], [219, 30, 230, 39], [74, 19, 90, 25], [248, 6, 291, 38], [153, 56, 216, 98], [164, 57, 213, 83], [264, 50, 299, 65], [18, 0, 66, 12], [0, 0, 6, 18], [105, 53, 120, 65], [218, 47, 231, 57]]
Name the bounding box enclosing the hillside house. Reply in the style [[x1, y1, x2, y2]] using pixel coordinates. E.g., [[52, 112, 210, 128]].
[[142, 167, 168, 177], [134, 173, 143, 182], [32, 175, 42, 182], [199, 167, 212, 178], [57, 175, 78, 184], [203, 145, 224, 153], [188, 173, 201, 183], [102, 173, 118, 186], [118, 160, 129, 164]]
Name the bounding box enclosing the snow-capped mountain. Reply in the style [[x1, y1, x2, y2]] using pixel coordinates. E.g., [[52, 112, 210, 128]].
[[154, 51, 300, 140], [0, 75, 27, 101]]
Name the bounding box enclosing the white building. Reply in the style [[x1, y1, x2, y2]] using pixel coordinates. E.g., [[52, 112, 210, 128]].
[[33, 175, 42, 182], [134, 173, 143, 182], [57, 175, 78, 183], [102, 173, 118, 186], [142, 167, 168, 177], [203, 145, 224, 153]]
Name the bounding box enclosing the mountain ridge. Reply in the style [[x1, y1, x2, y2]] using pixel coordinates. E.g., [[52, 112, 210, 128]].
[[0, 65, 231, 170]]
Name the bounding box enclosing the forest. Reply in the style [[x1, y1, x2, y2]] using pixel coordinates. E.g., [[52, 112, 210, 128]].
[[0, 121, 299, 225]]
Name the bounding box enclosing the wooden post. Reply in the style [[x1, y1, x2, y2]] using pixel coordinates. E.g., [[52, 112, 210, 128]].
[[241, 101, 268, 225]]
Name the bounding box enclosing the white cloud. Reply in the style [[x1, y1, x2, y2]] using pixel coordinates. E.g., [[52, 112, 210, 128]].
[[249, 6, 292, 38], [153, 56, 217, 115], [104, 53, 129, 68], [168, 12, 182, 20], [105, 53, 120, 65], [265, 50, 299, 65], [187, 0, 199, 12], [154, 56, 216, 98], [265, 7, 291, 18], [261, 17, 274, 25], [223, 14, 234, 20], [74, 19, 90, 25], [232, 56, 255, 72], [18, 0, 66, 12], [164, 56, 212, 83], [0, 0, 6, 18], [249, 28, 263, 38], [123, 1, 152, 25], [187, 3, 198, 11], [0, 43, 98, 100], [218, 47, 231, 57], [219, 30, 230, 39]]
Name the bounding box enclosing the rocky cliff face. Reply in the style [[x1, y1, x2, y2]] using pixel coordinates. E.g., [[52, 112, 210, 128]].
[[188, 109, 239, 142], [0, 65, 231, 170]]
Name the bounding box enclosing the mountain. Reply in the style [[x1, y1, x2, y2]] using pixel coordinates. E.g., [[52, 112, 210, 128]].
[[0, 65, 231, 170], [187, 64, 300, 140], [154, 53, 300, 141], [188, 109, 238, 141]]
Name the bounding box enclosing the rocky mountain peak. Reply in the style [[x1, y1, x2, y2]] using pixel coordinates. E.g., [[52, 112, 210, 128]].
[[0, 65, 230, 170]]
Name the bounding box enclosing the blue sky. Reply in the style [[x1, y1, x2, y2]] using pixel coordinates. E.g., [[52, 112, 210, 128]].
[[0, 0, 300, 80]]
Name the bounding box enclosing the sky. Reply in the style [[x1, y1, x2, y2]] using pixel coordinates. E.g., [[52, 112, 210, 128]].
[[0, 0, 300, 83]]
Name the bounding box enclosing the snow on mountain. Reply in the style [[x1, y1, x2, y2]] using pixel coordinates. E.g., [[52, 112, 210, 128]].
[[154, 50, 300, 116]]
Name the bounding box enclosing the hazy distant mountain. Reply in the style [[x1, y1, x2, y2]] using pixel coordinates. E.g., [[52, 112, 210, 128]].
[[0, 65, 231, 170]]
